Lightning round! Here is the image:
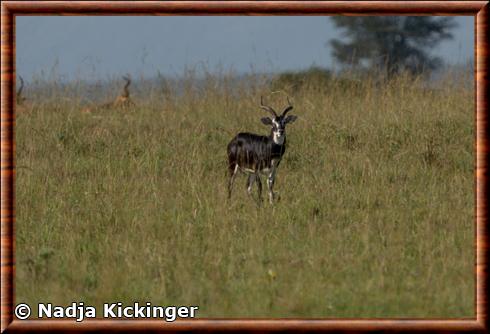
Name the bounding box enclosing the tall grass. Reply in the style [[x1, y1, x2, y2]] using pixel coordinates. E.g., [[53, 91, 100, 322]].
[[15, 69, 474, 318]]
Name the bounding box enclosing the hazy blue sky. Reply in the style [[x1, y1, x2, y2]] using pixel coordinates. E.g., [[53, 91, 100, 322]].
[[16, 16, 473, 81]]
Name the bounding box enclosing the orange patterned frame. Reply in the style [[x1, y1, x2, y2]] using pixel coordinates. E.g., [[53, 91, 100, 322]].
[[1, 1, 488, 332]]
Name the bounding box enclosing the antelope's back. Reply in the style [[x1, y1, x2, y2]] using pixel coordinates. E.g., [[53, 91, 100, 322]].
[[228, 132, 269, 154], [228, 133, 283, 169]]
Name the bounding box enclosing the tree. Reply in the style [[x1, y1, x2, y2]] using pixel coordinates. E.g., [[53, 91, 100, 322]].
[[329, 17, 457, 77]]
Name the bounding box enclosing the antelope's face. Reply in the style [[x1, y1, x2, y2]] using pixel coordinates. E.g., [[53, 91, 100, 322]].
[[262, 115, 297, 145], [259, 96, 297, 145]]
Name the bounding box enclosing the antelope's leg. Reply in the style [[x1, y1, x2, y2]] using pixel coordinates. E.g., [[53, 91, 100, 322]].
[[246, 174, 256, 195], [267, 166, 277, 204], [228, 164, 239, 199], [255, 173, 263, 201]]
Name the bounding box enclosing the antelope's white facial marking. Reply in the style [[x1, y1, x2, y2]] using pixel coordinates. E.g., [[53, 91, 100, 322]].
[[272, 119, 285, 145], [272, 132, 285, 145]]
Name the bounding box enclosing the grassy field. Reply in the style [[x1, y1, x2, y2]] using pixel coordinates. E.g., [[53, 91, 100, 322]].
[[15, 70, 474, 318]]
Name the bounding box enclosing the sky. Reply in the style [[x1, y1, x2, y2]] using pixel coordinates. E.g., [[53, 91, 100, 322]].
[[16, 16, 474, 81]]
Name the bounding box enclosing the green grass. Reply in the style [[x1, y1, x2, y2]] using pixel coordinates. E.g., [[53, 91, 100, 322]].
[[15, 72, 474, 318]]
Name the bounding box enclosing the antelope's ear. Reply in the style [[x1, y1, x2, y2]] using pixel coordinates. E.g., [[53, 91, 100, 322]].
[[261, 117, 273, 125], [285, 115, 297, 124]]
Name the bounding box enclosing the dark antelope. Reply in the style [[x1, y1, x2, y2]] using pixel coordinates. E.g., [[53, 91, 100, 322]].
[[227, 97, 297, 204]]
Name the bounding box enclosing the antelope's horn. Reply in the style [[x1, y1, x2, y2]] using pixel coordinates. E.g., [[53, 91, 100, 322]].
[[282, 96, 293, 116], [260, 96, 277, 118]]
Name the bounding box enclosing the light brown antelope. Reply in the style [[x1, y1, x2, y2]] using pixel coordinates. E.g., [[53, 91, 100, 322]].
[[82, 75, 135, 113], [15, 76, 32, 114], [111, 74, 135, 109], [16, 76, 26, 105]]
